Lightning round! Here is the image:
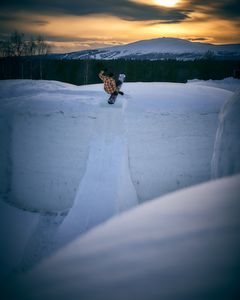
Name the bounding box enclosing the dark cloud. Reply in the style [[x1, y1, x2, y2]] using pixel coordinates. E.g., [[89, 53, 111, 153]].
[[0, 0, 238, 48], [0, 0, 190, 22], [1, 0, 239, 24], [187, 0, 240, 19], [189, 37, 209, 41], [44, 35, 119, 43], [217, 1, 240, 18], [0, 14, 48, 26]]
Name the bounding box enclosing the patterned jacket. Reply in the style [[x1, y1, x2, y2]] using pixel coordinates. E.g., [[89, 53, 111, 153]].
[[99, 71, 117, 94]]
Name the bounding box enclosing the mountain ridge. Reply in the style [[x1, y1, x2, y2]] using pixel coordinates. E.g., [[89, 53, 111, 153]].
[[52, 37, 240, 60]]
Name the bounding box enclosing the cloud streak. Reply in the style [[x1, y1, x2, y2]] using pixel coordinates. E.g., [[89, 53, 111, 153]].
[[2, 0, 240, 20], [0, 0, 190, 22], [0, 14, 48, 26]]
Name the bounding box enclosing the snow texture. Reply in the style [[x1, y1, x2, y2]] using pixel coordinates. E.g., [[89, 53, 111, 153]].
[[211, 91, 240, 178], [0, 80, 99, 212], [9, 174, 240, 300], [0, 80, 231, 212], [0, 78, 238, 284], [0, 199, 39, 281], [124, 82, 230, 202]]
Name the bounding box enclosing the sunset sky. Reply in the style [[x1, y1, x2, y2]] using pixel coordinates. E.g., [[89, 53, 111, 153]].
[[0, 0, 239, 53]]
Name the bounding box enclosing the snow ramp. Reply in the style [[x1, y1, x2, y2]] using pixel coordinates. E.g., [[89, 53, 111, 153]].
[[56, 97, 138, 246]]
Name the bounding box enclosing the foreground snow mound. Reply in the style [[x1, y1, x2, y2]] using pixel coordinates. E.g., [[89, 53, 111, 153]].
[[10, 174, 240, 300], [211, 91, 240, 178]]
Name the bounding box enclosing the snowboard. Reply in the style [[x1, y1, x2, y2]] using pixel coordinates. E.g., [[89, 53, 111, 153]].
[[108, 74, 126, 104]]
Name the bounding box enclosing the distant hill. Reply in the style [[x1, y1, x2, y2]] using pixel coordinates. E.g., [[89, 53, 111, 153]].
[[51, 37, 240, 60]]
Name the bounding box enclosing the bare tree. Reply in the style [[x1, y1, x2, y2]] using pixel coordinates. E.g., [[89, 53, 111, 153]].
[[0, 40, 13, 57], [10, 31, 25, 56], [23, 36, 37, 56], [203, 50, 216, 60], [0, 31, 51, 58], [35, 35, 51, 55]]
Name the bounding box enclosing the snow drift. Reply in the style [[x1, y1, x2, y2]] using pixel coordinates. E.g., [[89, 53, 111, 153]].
[[9, 174, 240, 300]]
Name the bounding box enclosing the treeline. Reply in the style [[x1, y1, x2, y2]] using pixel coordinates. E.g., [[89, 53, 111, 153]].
[[0, 56, 239, 84], [0, 31, 50, 57]]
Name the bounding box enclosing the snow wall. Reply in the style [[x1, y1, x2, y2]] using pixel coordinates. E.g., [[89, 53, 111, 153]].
[[10, 113, 94, 212], [211, 91, 240, 178], [0, 81, 98, 212], [0, 116, 9, 196], [0, 80, 231, 212], [124, 83, 230, 202]]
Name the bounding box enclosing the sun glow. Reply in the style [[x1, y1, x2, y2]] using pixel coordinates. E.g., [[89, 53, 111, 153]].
[[155, 0, 179, 7]]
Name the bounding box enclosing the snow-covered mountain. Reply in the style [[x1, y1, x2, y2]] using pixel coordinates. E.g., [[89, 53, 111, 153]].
[[54, 37, 240, 60]]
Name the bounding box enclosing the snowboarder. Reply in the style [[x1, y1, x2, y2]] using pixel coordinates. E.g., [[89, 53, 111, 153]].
[[98, 69, 125, 104]]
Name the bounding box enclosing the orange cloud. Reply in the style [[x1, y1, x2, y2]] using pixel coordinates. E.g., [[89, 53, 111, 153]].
[[0, 1, 239, 54]]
